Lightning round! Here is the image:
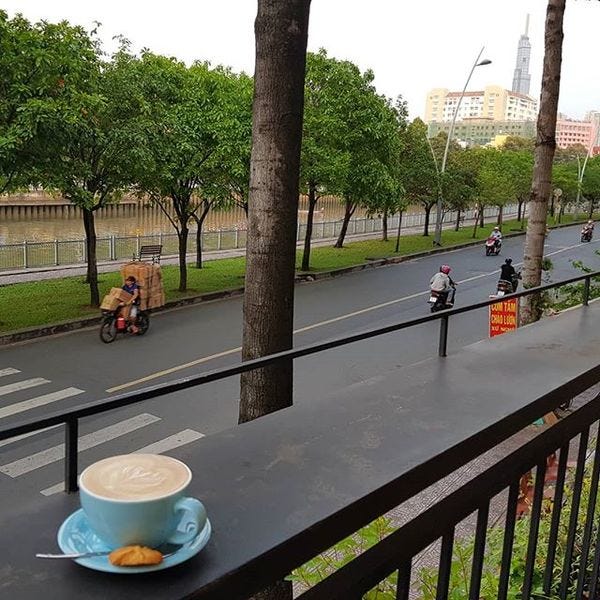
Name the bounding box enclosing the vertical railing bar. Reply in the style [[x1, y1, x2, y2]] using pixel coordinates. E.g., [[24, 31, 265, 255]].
[[64, 419, 79, 493], [521, 460, 547, 598], [468, 502, 490, 600], [543, 444, 570, 594], [436, 529, 455, 600], [575, 433, 600, 598], [559, 427, 590, 598], [497, 481, 520, 600], [395, 559, 412, 600], [588, 493, 600, 599], [438, 315, 449, 358]]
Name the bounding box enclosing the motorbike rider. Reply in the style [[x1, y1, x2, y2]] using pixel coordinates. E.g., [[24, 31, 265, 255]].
[[121, 275, 141, 334], [430, 265, 456, 306], [499, 258, 519, 292], [583, 220, 595, 233], [489, 226, 503, 249]]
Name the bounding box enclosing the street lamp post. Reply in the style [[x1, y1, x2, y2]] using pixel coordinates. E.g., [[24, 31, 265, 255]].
[[433, 48, 491, 246]]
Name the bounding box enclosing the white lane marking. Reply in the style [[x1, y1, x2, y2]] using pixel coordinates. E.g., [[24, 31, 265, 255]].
[[0, 413, 160, 478], [106, 237, 598, 393], [0, 378, 49, 397], [0, 368, 20, 378], [133, 429, 205, 454], [0, 425, 61, 449], [40, 428, 204, 496], [0, 388, 84, 420]]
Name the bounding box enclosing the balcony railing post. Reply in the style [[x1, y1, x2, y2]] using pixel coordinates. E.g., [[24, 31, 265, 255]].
[[438, 314, 449, 357], [583, 276, 591, 306], [64, 419, 79, 493]]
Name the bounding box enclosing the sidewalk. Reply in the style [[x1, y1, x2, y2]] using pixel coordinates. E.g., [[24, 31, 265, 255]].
[[0, 214, 517, 285]]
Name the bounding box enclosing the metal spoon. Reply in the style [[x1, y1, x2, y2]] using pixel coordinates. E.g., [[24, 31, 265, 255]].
[[36, 543, 181, 560]]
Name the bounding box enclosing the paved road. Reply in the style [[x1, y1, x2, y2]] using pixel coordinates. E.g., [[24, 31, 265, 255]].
[[0, 224, 598, 509]]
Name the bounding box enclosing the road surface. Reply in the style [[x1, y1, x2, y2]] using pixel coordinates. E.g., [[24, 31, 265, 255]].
[[0, 223, 598, 509]]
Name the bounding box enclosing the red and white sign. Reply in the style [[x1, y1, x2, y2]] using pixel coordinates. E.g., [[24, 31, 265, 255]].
[[489, 298, 519, 338]]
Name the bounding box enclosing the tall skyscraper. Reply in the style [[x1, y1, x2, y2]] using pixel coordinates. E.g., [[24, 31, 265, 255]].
[[511, 15, 532, 96]]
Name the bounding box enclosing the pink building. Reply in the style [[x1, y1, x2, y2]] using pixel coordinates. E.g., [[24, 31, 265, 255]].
[[555, 118, 594, 149]]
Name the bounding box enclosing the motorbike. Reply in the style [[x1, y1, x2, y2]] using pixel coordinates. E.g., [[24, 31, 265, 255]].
[[100, 305, 150, 343], [581, 227, 593, 243], [495, 272, 521, 296], [485, 237, 502, 256], [428, 287, 456, 313]]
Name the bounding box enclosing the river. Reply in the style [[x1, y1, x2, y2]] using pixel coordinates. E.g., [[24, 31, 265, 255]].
[[0, 196, 364, 244]]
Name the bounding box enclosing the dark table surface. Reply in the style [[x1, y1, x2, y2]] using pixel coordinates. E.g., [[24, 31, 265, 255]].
[[2, 303, 599, 600]]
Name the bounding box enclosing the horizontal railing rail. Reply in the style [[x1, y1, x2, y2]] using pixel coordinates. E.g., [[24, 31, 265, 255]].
[[0, 270, 598, 494]]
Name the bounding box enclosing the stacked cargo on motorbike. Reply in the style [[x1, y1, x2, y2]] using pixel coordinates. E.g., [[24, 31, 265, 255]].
[[119, 262, 165, 310], [100, 288, 133, 312]]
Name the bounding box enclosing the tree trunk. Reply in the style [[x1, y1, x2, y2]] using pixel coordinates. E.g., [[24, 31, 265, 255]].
[[589, 198, 595, 219], [239, 0, 311, 431], [333, 197, 356, 248], [497, 205, 504, 226], [177, 226, 189, 292], [517, 198, 523, 221], [454, 209, 461, 232], [423, 203, 432, 236], [193, 204, 211, 269], [521, 201, 527, 230], [82, 208, 100, 307], [301, 182, 317, 271], [382, 209, 388, 241], [521, 0, 565, 325], [394, 210, 403, 253], [479, 208, 485, 228]]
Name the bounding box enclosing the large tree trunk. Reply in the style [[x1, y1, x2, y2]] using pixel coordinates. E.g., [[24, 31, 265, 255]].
[[382, 209, 388, 241], [239, 0, 311, 432], [520, 201, 527, 230], [521, 0, 565, 325], [177, 226, 189, 292], [301, 182, 317, 270], [517, 198, 524, 221], [333, 197, 356, 248], [423, 203, 432, 236], [454, 208, 461, 232], [82, 208, 99, 307], [497, 205, 504, 226], [479, 208, 485, 228], [394, 210, 404, 253]]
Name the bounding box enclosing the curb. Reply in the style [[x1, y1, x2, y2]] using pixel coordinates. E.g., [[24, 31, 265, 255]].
[[0, 220, 586, 346]]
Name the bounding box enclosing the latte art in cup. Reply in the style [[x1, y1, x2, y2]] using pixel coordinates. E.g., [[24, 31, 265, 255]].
[[80, 454, 190, 501]]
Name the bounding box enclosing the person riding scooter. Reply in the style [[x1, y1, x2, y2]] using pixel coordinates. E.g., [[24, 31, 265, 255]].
[[581, 220, 594, 242], [121, 275, 141, 334], [498, 258, 521, 293], [490, 226, 502, 250], [430, 265, 456, 307]]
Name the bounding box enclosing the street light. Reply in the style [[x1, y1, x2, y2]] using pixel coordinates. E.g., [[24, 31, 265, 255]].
[[433, 48, 491, 246]]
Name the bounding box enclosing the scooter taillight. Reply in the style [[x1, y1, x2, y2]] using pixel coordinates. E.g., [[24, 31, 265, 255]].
[[116, 316, 126, 331]]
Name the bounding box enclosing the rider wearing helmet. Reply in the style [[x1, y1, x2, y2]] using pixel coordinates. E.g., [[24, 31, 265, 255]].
[[490, 226, 502, 249], [430, 265, 456, 305], [500, 258, 516, 283], [585, 220, 595, 231]]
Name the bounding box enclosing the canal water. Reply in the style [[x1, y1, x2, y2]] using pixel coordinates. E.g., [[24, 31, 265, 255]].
[[0, 196, 363, 244]]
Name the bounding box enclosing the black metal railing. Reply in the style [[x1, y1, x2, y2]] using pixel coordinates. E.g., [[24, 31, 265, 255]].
[[297, 391, 600, 600], [0, 271, 597, 495]]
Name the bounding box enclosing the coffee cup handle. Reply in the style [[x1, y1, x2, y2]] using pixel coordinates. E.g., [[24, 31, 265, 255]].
[[167, 497, 207, 545]]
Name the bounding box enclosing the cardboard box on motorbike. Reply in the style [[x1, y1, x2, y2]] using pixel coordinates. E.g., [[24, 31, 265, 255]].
[[100, 287, 133, 312], [120, 262, 165, 310]]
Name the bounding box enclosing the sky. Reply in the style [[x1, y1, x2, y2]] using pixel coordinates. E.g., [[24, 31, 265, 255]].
[[3, 1, 599, 121]]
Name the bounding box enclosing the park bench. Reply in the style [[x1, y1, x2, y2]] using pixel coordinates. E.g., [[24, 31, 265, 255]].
[[133, 244, 162, 264]]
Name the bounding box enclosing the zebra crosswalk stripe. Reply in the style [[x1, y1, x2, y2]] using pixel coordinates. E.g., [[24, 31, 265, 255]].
[[0, 413, 160, 478], [0, 368, 21, 378], [0, 378, 49, 397], [0, 387, 84, 420], [40, 428, 205, 496]]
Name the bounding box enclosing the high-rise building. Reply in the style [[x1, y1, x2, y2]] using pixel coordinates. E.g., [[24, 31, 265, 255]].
[[424, 86, 537, 123], [512, 15, 532, 96]]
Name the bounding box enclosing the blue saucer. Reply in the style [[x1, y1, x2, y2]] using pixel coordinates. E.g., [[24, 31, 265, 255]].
[[57, 508, 211, 574]]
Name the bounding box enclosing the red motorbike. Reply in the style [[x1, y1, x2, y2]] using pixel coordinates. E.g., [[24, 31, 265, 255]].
[[485, 237, 501, 256], [99, 306, 150, 343]]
